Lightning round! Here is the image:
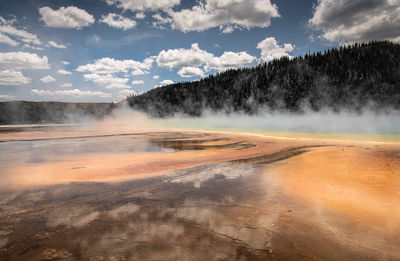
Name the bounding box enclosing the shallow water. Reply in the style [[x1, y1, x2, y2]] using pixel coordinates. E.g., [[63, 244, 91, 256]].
[[1, 124, 400, 260]]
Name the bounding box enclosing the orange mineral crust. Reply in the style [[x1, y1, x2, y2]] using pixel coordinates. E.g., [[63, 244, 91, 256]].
[[270, 144, 400, 231]]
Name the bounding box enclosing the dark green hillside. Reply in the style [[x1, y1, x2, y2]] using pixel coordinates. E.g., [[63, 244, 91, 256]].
[[128, 41, 400, 116]]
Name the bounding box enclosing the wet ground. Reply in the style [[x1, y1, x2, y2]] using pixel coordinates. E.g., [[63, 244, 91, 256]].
[[0, 125, 400, 260]]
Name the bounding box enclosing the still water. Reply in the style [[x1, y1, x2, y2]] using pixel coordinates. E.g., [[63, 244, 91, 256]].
[[0, 124, 399, 260]]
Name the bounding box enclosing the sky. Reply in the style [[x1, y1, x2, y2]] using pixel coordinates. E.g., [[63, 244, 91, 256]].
[[0, 0, 399, 102]]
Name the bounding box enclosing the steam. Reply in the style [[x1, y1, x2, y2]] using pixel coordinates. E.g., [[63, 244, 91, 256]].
[[2, 101, 400, 138], [153, 110, 400, 136], [77, 103, 400, 137]]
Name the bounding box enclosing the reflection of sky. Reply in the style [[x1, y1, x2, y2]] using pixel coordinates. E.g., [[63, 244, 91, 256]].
[[0, 161, 272, 260], [1, 150, 398, 260], [0, 135, 165, 166]]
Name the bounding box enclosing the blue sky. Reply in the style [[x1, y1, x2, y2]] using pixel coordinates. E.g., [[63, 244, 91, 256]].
[[0, 0, 399, 102]]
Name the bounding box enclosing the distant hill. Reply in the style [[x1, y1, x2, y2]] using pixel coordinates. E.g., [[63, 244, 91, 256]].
[[128, 41, 400, 117], [0, 101, 116, 124]]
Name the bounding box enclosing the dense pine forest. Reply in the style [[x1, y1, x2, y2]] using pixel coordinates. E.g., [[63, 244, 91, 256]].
[[128, 41, 400, 117]]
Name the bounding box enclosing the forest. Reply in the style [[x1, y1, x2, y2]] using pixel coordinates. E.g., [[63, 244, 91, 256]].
[[128, 41, 400, 117]]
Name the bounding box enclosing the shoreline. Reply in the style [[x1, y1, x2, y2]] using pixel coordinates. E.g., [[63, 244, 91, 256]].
[[2, 123, 400, 145]]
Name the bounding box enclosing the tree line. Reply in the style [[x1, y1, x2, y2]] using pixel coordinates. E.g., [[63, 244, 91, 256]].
[[127, 41, 400, 117]]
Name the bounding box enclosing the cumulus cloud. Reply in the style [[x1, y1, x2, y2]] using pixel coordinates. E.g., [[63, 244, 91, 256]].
[[83, 73, 130, 89], [40, 75, 56, 83], [0, 52, 50, 70], [161, 79, 173, 85], [61, 83, 72, 88], [46, 40, 67, 49], [132, 80, 144, 85], [62, 61, 70, 65], [77, 57, 153, 74], [0, 94, 16, 100], [0, 16, 41, 46], [0, 70, 31, 85], [157, 43, 214, 69], [57, 69, 72, 75], [101, 13, 136, 30], [78, 57, 154, 90], [105, 0, 180, 12], [155, 79, 174, 88], [257, 37, 294, 62], [178, 66, 205, 78], [206, 51, 256, 72], [31, 88, 111, 98], [39, 6, 95, 29], [157, 43, 256, 75], [171, 0, 280, 33], [309, 0, 400, 43]]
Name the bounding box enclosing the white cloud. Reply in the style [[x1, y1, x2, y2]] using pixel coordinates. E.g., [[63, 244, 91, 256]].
[[152, 13, 172, 29], [105, 0, 180, 12], [157, 43, 214, 69], [78, 57, 154, 90], [61, 83, 72, 88], [0, 33, 19, 46], [132, 69, 150, 76], [135, 12, 146, 19], [206, 51, 256, 72], [132, 80, 144, 85], [58, 69, 72, 75], [309, 0, 400, 43], [62, 61, 70, 65], [0, 94, 16, 100], [104, 83, 131, 89], [39, 6, 95, 29], [83, 73, 130, 89], [153, 75, 159, 79], [101, 13, 136, 30], [83, 73, 128, 85], [154, 79, 174, 88], [0, 52, 50, 70], [77, 57, 153, 74], [220, 25, 235, 34], [157, 43, 256, 74], [0, 70, 31, 85], [0, 17, 41, 45], [31, 89, 111, 98], [171, 0, 280, 33], [40, 75, 56, 83], [257, 37, 294, 62], [23, 44, 45, 51], [178, 66, 205, 78], [47, 40, 67, 49]]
